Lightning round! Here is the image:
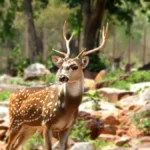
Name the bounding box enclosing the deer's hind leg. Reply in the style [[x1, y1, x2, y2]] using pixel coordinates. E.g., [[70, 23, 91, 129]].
[[12, 127, 36, 150]]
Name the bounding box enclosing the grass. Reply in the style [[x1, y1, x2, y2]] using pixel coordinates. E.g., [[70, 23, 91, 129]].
[[0, 91, 10, 101], [40, 74, 56, 84]]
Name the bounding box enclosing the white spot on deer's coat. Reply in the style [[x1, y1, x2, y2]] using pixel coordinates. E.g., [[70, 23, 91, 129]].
[[47, 102, 52, 106]]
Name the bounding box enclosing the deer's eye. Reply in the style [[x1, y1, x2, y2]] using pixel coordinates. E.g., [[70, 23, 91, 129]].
[[71, 65, 78, 70]]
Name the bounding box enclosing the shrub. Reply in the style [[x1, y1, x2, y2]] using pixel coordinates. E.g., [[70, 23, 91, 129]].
[[87, 53, 109, 72], [84, 90, 103, 110], [103, 71, 150, 90], [7, 46, 30, 76], [40, 74, 56, 84], [132, 111, 150, 132], [23, 132, 44, 150], [70, 120, 91, 142], [0, 91, 10, 101]]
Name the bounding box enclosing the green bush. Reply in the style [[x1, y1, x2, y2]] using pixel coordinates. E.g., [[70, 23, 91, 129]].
[[40, 74, 56, 84], [87, 53, 109, 72], [102, 70, 124, 82], [70, 120, 91, 142], [0, 91, 10, 101], [103, 71, 150, 90], [23, 132, 44, 150], [126, 71, 150, 83], [132, 111, 150, 132], [7, 46, 30, 76], [84, 90, 103, 110]]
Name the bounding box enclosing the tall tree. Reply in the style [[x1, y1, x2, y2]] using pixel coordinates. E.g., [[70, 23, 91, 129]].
[[24, 0, 39, 62]]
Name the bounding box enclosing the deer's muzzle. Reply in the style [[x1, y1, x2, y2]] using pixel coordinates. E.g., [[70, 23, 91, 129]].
[[59, 74, 69, 82]]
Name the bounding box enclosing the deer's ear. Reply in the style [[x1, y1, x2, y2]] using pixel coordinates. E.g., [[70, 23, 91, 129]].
[[52, 56, 63, 68], [81, 56, 89, 69]]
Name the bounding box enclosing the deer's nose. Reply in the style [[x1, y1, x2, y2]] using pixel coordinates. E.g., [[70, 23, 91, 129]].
[[59, 75, 69, 82]]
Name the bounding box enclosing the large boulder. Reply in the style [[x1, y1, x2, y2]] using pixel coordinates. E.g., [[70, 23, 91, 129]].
[[24, 63, 50, 80], [70, 142, 94, 150], [97, 88, 134, 102], [130, 82, 150, 92]]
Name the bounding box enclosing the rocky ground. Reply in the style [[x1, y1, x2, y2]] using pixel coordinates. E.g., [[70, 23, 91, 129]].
[[0, 65, 150, 150]]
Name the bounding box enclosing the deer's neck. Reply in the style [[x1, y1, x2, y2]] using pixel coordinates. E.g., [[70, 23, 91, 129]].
[[59, 74, 84, 105]]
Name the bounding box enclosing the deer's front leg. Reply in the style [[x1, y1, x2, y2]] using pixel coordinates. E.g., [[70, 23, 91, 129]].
[[59, 128, 71, 150], [43, 124, 52, 150]]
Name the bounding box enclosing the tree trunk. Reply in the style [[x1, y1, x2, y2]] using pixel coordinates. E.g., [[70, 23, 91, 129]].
[[143, 26, 147, 65], [43, 28, 48, 61], [25, 24, 29, 59], [24, 0, 39, 62], [82, 0, 107, 50]]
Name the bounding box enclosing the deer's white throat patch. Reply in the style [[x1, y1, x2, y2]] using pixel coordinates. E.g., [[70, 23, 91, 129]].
[[63, 81, 83, 97]]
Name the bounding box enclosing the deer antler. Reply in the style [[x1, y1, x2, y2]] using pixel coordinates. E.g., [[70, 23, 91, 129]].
[[63, 21, 74, 57], [78, 23, 108, 57], [53, 21, 74, 58]]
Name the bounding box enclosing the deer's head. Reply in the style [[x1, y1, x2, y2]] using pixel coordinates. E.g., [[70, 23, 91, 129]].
[[52, 22, 108, 83]]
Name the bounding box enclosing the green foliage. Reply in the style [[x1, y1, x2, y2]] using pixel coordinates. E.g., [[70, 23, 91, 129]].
[[70, 120, 91, 142], [85, 90, 102, 110], [70, 120, 115, 149], [104, 71, 150, 90], [110, 80, 131, 90], [0, 91, 10, 101], [102, 70, 124, 82], [40, 74, 56, 84], [126, 71, 150, 83], [23, 132, 44, 150], [7, 45, 30, 76], [132, 111, 150, 132], [87, 53, 109, 72]]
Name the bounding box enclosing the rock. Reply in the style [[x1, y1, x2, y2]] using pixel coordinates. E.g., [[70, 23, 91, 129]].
[[24, 63, 50, 80], [80, 100, 118, 113], [77, 111, 104, 139], [97, 88, 134, 102], [129, 136, 150, 148], [99, 134, 118, 142], [52, 139, 75, 150], [0, 106, 8, 119], [79, 101, 99, 113], [116, 129, 127, 136], [130, 82, 150, 92], [115, 136, 131, 146], [94, 70, 106, 83], [103, 116, 120, 125], [101, 125, 118, 135], [70, 142, 94, 150], [112, 148, 134, 150], [137, 143, 150, 150], [0, 74, 12, 84], [84, 78, 95, 91]]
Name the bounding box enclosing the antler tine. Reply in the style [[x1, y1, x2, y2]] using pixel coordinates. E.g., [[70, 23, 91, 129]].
[[81, 23, 108, 57], [77, 48, 86, 58], [52, 49, 67, 57], [63, 21, 74, 57]]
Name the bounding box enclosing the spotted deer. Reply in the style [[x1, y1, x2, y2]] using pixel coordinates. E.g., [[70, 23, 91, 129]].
[[6, 22, 108, 150]]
